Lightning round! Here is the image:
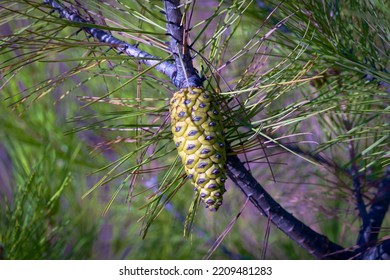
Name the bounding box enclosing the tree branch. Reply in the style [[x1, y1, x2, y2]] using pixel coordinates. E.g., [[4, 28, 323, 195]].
[[355, 239, 390, 260], [339, 108, 370, 246], [43, 0, 177, 81], [162, 0, 351, 260], [163, 0, 202, 88], [358, 167, 390, 246], [226, 153, 353, 259]]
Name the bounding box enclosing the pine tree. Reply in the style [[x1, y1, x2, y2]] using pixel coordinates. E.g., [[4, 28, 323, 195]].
[[1, 0, 388, 259]]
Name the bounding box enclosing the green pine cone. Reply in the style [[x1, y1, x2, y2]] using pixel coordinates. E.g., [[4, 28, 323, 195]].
[[170, 87, 227, 211]]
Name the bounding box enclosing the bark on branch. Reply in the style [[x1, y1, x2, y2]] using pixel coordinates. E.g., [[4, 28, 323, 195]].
[[163, 0, 202, 88], [43, 0, 177, 80], [357, 167, 390, 247], [226, 153, 354, 259], [355, 239, 390, 260]]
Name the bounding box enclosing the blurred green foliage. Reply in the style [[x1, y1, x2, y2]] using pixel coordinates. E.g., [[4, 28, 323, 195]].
[[0, 0, 388, 259]]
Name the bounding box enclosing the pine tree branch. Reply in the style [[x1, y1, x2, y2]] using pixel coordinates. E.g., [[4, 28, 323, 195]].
[[163, 0, 202, 88], [355, 239, 390, 260], [340, 106, 370, 246], [279, 142, 389, 257], [162, 0, 355, 259], [42, 0, 177, 81], [357, 167, 390, 246], [226, 153, 353, 259]]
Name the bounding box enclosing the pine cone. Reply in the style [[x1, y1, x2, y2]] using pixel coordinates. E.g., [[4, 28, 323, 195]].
[[170, 87, 227, 211]]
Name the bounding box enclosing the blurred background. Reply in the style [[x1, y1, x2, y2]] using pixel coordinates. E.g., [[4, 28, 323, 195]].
[[0, 0, 388, 259]]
